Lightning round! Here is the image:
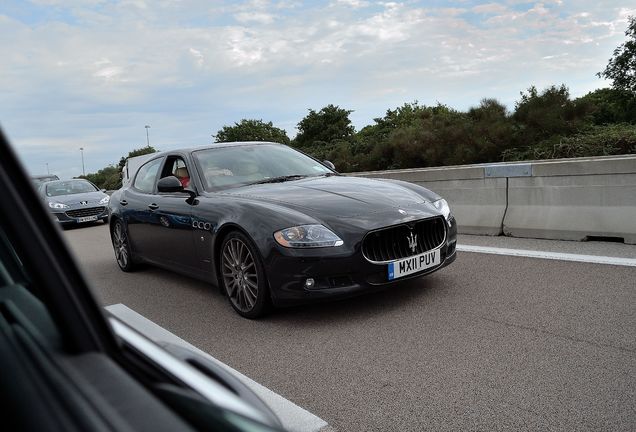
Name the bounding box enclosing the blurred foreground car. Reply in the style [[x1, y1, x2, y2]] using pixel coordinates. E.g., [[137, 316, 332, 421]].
[[38, 179, 110, 225], [109, 141, 457, 318], [0, 130, 284, 431]]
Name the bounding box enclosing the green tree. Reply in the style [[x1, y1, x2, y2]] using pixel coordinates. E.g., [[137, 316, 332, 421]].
[[576, 88, 636, 124], [355, 102, 431, 170], [214, 119, 290, 145], [78, 165, 121, 190], [502, 123, 636, 161], [466, 98, 515, 163], [512, 84, 592, 144], [598, 16, 636, 93], [293, 104, 355, 148], [364, 103, 473, 170]]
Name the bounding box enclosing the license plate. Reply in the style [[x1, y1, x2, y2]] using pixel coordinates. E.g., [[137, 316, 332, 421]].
[[76, 215, 98, 223], [387, 247, 441, 280]]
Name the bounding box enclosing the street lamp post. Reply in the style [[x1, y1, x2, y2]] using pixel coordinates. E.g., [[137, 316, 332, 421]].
[[145, 125, 151, 147], [80, 147, 85, 177]]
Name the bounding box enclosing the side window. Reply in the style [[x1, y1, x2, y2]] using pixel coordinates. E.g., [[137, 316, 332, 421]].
[[133, 158, 163, 193], [160, 156, 191, 189]]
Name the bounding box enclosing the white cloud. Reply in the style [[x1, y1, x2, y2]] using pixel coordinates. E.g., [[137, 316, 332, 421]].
[[234, 12, 276, 24], [542, 53, 569, 60], [333, 0, 369, 8], [472, 3, 508, 14], [1, 0, 633, 176], [189, 47, 204, 67]]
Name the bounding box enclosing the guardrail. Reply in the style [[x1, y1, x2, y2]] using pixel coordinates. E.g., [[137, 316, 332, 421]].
[[349, 155, 636, 244]]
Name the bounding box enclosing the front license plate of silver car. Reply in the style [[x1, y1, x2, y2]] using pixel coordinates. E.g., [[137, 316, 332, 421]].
[[387, 247, 441, 280], [77, 215, 98, 223]]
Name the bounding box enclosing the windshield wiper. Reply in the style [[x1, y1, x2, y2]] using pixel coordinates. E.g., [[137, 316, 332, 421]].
[[248, 175, 308, 185]]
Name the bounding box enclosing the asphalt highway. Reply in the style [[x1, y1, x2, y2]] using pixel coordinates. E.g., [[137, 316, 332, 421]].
[[63, 223, 635, 432]]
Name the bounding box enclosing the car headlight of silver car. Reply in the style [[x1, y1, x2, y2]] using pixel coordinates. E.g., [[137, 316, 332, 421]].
[[48, 201, 69, 209], [274, 224, 343, 248], [432, 198, 452, 220], [99, 196, 110, 204]]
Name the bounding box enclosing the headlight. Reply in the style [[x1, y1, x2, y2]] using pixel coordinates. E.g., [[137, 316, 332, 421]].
[[274, 224, 343, 248], [99, 196, 110, 204], [432, 198, 451, 220], [48, 201, 69, 209]]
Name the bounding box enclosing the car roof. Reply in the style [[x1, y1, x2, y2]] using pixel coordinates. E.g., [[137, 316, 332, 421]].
[[154, 141, 284, 157], [43, 179, 92, 185]]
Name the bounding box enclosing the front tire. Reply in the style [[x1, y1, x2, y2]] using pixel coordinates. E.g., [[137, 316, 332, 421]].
[[219, 231, 269, 319], [112, 219, 135, 272]]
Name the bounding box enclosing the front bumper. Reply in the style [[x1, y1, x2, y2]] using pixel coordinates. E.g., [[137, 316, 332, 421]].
[[51, 207, 109, 224], [266, 216, 457, 306]]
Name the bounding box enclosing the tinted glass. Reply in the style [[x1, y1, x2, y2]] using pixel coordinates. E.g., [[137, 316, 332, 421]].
[[193, 144, 332, 191], [45, 180, 98, 197], [133, 157, 163, 193]]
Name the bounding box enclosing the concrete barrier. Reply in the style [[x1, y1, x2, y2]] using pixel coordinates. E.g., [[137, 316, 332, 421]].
[[349, 155, 636, 244], [504, 157, 636, 244]]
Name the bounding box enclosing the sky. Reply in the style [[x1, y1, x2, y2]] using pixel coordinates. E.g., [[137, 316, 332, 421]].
[[1, 0, 634, 179]]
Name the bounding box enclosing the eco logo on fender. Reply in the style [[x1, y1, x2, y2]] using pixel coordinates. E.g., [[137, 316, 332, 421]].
[[192, 220, 212, 231]]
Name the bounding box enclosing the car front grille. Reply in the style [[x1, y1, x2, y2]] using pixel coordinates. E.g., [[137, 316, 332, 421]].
[[66, 206, 106, 218], [362, 217, 446, 263]]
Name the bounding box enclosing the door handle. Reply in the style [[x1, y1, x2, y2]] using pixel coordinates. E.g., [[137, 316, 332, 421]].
[[148, 203, 159, 211], [120, 200, 128, 206]]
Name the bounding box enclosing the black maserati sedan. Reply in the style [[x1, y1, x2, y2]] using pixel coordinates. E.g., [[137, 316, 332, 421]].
[[109, 142, 457, 318]]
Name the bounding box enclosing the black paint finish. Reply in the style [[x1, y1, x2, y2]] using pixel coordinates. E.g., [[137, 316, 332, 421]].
[[109, 142, 457, 307]]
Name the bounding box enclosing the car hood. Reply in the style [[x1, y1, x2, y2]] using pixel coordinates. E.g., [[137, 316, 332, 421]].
[[221, 176, 433, 218], [46, 191, 107, 206]]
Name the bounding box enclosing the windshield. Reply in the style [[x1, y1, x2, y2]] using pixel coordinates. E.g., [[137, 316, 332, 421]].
[[193, 144, 333, 191], [45, 180, 98, 197]]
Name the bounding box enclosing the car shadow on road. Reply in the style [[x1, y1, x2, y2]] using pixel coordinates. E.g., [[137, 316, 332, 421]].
[[268, 272, 449, 327]]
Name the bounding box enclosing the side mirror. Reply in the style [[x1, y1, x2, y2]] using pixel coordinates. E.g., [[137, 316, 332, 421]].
[[157, 176, 184, 193], [322, 160, 336, 170], [101, 189, 107, 193]]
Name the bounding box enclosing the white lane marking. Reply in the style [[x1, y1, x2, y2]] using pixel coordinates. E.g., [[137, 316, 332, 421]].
[[105, 304, 329, 432], [456, 244, 636, 267]]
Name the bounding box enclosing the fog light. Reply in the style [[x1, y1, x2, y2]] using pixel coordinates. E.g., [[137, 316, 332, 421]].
[[305, 278, 315, 289]]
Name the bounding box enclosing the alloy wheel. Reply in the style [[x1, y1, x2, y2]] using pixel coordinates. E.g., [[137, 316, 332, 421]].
[[221, 238, 259, 313], [112, 221, 130, 270]]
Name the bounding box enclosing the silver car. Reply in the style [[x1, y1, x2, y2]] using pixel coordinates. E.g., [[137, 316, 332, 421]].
[[39, 179, 110, 225]]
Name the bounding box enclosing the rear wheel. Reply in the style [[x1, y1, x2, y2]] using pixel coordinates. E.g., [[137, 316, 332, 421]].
[[112, 219, 135, 272], [220, 231, 269, 318]]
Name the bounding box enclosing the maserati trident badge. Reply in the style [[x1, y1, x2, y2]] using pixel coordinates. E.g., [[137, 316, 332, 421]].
[[407, 232, 417, 253]]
